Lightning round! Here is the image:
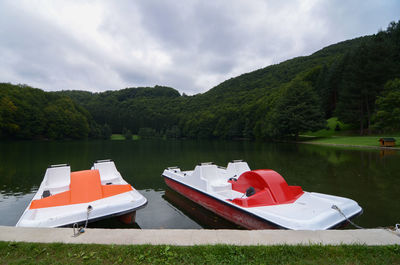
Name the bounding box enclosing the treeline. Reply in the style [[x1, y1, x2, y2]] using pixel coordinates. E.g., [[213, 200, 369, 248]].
[[324, 21, 400, 134], [176, 21, 400, 139], [1, 21, 399, 140], [58, 85, 182, 135], [0, 83, 111, 139]]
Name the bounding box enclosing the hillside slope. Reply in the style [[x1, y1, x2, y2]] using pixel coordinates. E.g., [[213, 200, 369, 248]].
[[1, 21, 399, 140]]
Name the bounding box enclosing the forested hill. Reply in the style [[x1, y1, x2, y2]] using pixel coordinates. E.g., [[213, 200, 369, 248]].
[[168, 21, 399, 139], [205, 36, 368, 97], [1, 21, 399, 140], [0, 83, 98, 139], [180, 36, 372, 139], [58, 86, 182, 135]]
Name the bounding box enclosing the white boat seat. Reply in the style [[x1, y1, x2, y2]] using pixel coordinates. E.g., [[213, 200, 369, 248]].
[[93, 161, 121, 182], [198, 165, 232, 192], [209, 180, 232, 192], [44, 166, 71, 188], [226, 162, 251, 178]]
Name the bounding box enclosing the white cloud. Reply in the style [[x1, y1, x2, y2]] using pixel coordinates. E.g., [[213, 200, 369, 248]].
[[0, 0, 398, 94]]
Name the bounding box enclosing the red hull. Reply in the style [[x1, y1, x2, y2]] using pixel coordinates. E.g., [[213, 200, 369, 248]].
[[118, 211, 136, 225], [164, 176, 281, 229]]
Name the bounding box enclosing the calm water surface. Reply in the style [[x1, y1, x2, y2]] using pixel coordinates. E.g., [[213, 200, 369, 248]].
[[0, 140, 398, 229]]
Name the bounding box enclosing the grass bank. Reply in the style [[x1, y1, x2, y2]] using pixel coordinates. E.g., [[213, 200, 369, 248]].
[[301, 118, 399, 148], [305, 136, 398, 147], [111, 134, 139, 140], [1, 242, 399, 264]]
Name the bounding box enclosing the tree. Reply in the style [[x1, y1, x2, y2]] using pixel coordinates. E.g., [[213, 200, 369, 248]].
[[0, 96, 19, 137], [373, 78, 400, 132], [336, 22, 400, 134], [165, 125, 181, 139], [44, 97, 89, 139], [102, 124, 112, 139], [242, 118, 254, 139], [267, 80, 326, 140], [122, 127, 132, 140], [138, 127, 157, 139]]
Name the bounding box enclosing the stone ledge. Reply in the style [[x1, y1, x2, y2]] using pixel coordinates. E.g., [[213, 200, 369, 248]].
[[0, 226, 399, 246]]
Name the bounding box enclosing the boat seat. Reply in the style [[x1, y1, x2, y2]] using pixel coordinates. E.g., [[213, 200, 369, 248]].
[[198, 165, 232, 192], [209, 180, 232, 193], [226, 162, 251, 178], [44, 166, 71, 188], [29, 169, 132, 209], [93, 161, 121, 182]]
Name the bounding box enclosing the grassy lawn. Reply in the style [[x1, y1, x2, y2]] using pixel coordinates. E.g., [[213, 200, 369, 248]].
[[308, 136, 398, 147], [0, 242, 399, 265], [301, 117, 399, 147], [304, 117, 352, 138], [111, 134, 125, 140], [111, 134, 139, 140]]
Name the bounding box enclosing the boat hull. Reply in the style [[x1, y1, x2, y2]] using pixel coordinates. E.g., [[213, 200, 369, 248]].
[[17, 194, 148, 228], [163, 161, 363, 230], [63, 203, 145, 227], [164, 188, 243, 229], [164, 176, 281, 229], [16, 161, 148, 228], [118, 210, 137, 225]]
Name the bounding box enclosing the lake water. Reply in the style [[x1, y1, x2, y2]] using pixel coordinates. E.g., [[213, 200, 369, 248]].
[[0, 140, 398, 229]]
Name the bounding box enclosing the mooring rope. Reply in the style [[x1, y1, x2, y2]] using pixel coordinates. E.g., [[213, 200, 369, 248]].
[[331, 204, 364, 229], [72, 205, 93, 237]]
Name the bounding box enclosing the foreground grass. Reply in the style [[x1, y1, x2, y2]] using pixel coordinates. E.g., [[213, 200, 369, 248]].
[[0, 242, 399, 265]]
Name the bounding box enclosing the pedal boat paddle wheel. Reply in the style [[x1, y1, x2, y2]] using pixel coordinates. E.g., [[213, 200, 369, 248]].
[[16, 160, 147, 227], [162, 161, 362, 230]]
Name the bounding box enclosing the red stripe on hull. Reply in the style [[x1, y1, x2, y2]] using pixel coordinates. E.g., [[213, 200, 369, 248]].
[[118, 211, 136, 225], [164, 176, 280, 230]]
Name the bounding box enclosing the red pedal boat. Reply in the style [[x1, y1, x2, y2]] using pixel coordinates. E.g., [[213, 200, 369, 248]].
[[162, 160, 362, 230]]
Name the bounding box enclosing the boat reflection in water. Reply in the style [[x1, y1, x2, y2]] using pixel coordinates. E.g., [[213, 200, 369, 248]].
[[163, 187, 243, 230], [88, 216, 141, 229]]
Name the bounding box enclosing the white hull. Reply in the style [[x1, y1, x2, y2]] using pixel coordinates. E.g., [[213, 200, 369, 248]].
[[163, 161, 362, 230], [16, 160, 147, 228]]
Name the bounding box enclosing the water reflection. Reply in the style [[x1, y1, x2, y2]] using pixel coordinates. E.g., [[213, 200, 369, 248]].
[[0, 140, 399, 228], [380, 149, 397, 157], [163, 188, 243, 229], [135, 189, 201, 229]]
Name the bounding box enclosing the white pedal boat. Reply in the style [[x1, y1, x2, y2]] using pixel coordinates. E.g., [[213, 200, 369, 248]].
[[16, 160, 147, 227], [162, 160, 362, 230]]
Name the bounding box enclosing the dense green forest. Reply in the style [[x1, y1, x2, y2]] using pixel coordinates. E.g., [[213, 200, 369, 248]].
[[1, 21, 399, 140], [0, 83, 111, 139]]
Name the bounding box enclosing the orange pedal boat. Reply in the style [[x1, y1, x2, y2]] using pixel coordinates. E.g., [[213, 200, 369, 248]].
[[16, 160, 147, 227]]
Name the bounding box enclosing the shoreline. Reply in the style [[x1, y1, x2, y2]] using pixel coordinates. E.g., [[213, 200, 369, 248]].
[[295, 141, 400, 150], [1, 226, 399, 246]]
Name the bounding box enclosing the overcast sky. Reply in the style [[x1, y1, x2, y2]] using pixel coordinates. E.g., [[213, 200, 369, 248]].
[[0, 1, 399, 94]]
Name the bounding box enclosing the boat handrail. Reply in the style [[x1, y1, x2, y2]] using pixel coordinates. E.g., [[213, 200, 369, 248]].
[[232, 159, 243, 163], [168, 166, 179, 170], [199, 162, 213, 166], [95, 159, 113, 163], [50, 164, 69, 168]]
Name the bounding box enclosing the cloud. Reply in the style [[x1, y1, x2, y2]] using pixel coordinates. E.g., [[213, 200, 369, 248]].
[[0, 0, 399, 94]]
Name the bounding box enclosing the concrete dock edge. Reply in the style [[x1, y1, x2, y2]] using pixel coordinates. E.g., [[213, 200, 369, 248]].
[[0, 226, 399, 246]]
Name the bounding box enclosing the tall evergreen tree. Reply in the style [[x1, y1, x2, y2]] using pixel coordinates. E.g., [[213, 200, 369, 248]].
[[267, 80, 326, 140], [373, 78, 400, 132]]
